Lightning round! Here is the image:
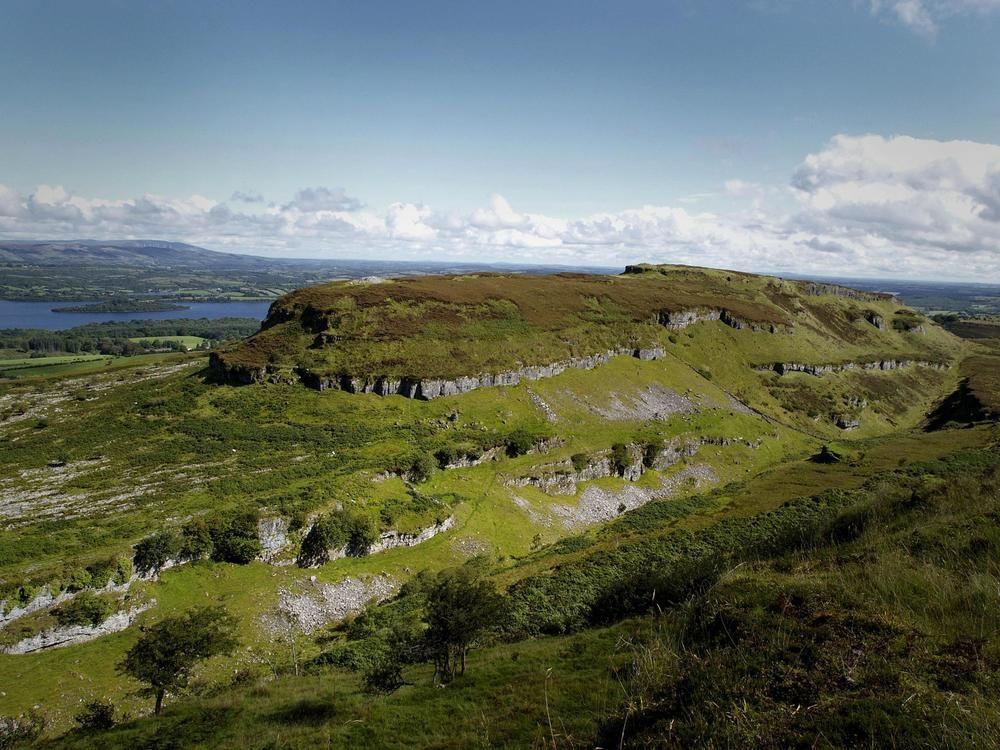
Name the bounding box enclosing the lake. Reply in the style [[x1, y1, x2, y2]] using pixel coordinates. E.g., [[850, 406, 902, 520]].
[[0, 299, 272, 330]]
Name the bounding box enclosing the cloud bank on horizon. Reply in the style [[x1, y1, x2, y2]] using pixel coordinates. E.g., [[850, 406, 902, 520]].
[[1, 134, 998, 281]]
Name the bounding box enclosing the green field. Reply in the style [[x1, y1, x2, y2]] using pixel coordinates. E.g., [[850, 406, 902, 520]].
[[127, 335, 207, 350], [0, 354, 111, 377]]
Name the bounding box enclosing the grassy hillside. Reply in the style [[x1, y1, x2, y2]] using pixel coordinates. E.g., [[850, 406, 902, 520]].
[[215, 265, 954, 386], [0, 265, 987, 747], [33, 429, 1000, 749]]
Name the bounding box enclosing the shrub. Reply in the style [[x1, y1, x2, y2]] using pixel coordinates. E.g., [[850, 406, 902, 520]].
[[0, 711, 45, 747], [434, 447, 457, 469], [505, 425, 549, 457], [611, 443, 630, 476], [362, 657, 405, 694], [588, 553, 724, 625], [642, 440, 663, 468], [179, 518, 214, 561], [297, 509, 377, 567], [52, 591, 113, 628], [208, 511, 262, 564], [75, 700, 115, 731], [570, 453, 589, 472], [133, 530, 181, 576], [409, 454, 435, 483]]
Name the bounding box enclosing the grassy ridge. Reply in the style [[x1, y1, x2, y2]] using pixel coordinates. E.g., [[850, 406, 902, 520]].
[[217, 265, 942, 382]]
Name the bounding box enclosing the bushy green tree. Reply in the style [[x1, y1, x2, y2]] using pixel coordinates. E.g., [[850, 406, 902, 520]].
[[424, 567, 504, 683], [297, 509, 376, 567], [133, 531, 181, 576], [118, 606, 238, 715], [207, 511, 262, 564], [178, 518, 213, 561]]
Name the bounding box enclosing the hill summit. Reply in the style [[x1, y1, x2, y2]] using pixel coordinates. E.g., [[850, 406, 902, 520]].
[[211, 264, 952, 414]]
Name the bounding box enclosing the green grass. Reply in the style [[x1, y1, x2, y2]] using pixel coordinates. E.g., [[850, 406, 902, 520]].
[[0, 354, 110, 376], [33, 429, 1000, 749], [127, 336, 207, 350]]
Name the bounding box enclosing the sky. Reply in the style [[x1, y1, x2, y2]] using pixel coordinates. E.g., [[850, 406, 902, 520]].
[[0, 0, 999, 280]]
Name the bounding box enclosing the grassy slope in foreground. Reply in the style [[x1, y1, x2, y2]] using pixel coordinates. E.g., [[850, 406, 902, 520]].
[[39, 430, 1000, 750]]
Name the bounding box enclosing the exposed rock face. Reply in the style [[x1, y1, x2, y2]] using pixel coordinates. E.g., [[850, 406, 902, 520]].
[[865, 311, 886, 330], [835, 415, 861, 430], [277, 576, 396, 634], [1, 575, 140, 630], [541, 463, 719, 529], [2, 601, 153, 654], [258, 516, 290, 562], [1, 588, 72, 630], [801, 281, 898, 304], [368, 516, 455, 555], [504, 436, 761, 496], [657, 308, 779, 333], [440, 447, 502, 470], [760, 359, 946, 377], [306, 517, 456, 566], [277, 346, 670, 399]]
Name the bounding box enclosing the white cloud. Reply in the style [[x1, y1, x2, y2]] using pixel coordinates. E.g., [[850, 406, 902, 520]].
[[1, 133, 999, 280], [869, 0, 1000, 37]]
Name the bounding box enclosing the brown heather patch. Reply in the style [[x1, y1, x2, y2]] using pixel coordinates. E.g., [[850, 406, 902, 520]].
[[274, 271, 791, 333]]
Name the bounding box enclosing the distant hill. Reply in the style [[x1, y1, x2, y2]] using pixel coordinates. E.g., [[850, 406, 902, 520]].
[[0, 240, 615, 302], [0, 240, 324, 269]]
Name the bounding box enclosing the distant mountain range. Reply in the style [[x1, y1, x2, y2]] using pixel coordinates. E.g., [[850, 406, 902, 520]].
[[0, 240, 342, 270], [0, 239, 614, 275]]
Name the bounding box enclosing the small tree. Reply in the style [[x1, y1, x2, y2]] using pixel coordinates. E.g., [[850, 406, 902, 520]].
[[118, 606, 238, 715], [610, 443, 630, 476], [408, 454, 435, 483], [133, 530, 181, 576], [208, 511, 262, 564], [424, 567, 504, 683], [178, 518, 213, 561]]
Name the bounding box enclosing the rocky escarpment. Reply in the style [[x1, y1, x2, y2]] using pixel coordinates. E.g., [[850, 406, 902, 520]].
[[2, 601, 154, 654], [657, 307, 782, 333], [757, 359, 947, 377], [504, 436, 762, 496], [212, 346, 667, 399], [299, 517, 456, 568], [212, 301, 784, 399], [801, 281, 899, 304]]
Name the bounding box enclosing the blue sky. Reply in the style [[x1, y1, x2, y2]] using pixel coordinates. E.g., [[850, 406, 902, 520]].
[[1, 0, 999, 279]]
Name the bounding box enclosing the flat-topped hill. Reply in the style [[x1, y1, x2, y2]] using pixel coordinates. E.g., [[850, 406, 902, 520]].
[[210, 264, 956, 399]]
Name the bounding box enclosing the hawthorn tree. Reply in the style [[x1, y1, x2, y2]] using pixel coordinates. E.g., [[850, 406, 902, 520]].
[[118, 606, 238, 715], [424, 567, 504, 683]]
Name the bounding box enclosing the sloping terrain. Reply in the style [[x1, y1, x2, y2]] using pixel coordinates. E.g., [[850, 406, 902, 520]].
[[0, 264, 984, 746]]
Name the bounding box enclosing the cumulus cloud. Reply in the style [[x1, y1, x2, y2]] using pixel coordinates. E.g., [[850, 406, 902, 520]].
[[1, 133, 998, 280], [869, 0, 1000, 37]]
